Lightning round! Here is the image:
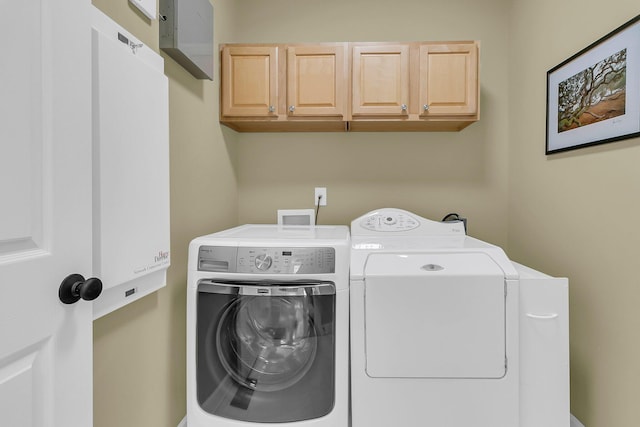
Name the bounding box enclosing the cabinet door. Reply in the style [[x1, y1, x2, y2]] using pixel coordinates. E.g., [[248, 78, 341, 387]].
[[221, 46, 278, 117], [287, 44, 347, 118], [352, 44, 410, 116], [419, 43, 478, 116]]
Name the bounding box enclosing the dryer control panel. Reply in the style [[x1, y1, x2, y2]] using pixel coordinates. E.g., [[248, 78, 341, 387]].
[[360, 210, 420, 232], [198, 246, 335, 274], [353, 208, 466, 236]]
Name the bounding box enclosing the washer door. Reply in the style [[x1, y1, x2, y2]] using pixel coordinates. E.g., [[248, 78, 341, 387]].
[[196, 280, 336, 422]]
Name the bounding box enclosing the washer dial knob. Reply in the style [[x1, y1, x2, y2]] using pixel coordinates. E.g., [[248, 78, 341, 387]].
[[254, 254, 273, 271]]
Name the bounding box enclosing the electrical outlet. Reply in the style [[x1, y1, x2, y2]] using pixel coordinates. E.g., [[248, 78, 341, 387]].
[[315, 187, 327, 206]]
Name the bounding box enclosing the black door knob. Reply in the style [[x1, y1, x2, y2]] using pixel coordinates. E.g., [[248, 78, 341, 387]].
[[59, 274, 103, 304]]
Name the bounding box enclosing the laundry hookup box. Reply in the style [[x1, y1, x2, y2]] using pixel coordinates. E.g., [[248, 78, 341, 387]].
[[91, 7, 170, 319]]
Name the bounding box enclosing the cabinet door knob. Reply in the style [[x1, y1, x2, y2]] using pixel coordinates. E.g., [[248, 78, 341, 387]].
[[59, 274, 103, 304], [423, 104, 430, 111], [400, 104, 407, 111], [288, 105, 296, 113], [268, 105, 275, 113]]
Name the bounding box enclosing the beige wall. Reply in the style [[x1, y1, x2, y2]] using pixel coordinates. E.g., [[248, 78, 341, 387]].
[[88, 0, 640, 426], [91, 1, 237, 426], [231, 0, 512, 247], [508, 0, 640, 425]]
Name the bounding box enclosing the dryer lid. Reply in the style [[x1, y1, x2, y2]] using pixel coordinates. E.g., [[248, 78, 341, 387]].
[[363, 252, 507, 379]]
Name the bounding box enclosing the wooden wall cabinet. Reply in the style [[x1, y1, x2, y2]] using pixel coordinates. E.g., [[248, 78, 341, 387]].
[[221, 45, 278, 118], [287, 45, 347, 119], [349, 41, 479, 131], [351, 44, 410, 117], [419, 43, 478, 117], [221, 43, 348, 132], [220, 41, 479, 132]]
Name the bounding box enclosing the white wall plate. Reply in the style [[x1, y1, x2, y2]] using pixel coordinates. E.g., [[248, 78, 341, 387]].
[[278, 209, 315, 226]]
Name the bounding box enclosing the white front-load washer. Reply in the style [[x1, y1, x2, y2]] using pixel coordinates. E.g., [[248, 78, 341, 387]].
[[187, 224, 350, 427], [350, 208, 521, 427]]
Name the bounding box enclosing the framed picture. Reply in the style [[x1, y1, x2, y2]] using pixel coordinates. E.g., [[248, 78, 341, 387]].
[[546, 14, 640, 154]]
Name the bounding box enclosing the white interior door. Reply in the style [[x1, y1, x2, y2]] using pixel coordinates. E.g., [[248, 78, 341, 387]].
[[0, 0, 93, 426]]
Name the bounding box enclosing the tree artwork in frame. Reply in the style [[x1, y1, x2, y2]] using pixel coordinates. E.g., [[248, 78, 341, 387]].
[[546, 14, 640, 154]]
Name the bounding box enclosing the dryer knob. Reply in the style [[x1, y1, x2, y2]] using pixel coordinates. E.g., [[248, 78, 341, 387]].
[[383, 216, 397, 225], [255, 254, 273, 271]]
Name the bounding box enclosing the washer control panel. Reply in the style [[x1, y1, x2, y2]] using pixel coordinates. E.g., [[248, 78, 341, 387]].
[[360, 210, 420, 232], [198, 246, 335, 274]]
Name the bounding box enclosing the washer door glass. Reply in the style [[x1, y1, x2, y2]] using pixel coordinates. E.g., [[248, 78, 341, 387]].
[[218, 295, 317, 392], [196, 281, 336, 423]]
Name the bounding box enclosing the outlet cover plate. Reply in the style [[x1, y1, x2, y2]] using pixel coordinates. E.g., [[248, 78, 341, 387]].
[[315, 187, 327, 206]]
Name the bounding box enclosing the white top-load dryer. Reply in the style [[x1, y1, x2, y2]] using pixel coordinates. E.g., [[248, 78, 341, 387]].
[[350, 208, 569, 427]]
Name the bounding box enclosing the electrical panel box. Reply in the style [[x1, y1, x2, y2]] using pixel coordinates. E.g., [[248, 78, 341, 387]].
[[159, 0, 214, 80]]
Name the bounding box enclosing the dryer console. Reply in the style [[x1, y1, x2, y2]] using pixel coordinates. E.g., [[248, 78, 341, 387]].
[[354, 208, 465, 235]]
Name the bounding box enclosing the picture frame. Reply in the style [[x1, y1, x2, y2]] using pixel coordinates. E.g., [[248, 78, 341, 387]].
[[546, 14, 640, 154]]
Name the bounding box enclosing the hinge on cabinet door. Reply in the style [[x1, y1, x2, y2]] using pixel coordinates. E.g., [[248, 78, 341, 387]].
[[505, 356, 508, 371]]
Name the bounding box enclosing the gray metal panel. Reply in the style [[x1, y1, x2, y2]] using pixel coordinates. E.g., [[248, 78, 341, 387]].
[[159, 0, 213, 80], [197, 245, 336, 274]]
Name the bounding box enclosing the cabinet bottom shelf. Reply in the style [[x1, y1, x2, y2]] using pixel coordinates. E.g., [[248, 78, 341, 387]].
[[220, 118, 478, 132], [348, 119, 477, 132]]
